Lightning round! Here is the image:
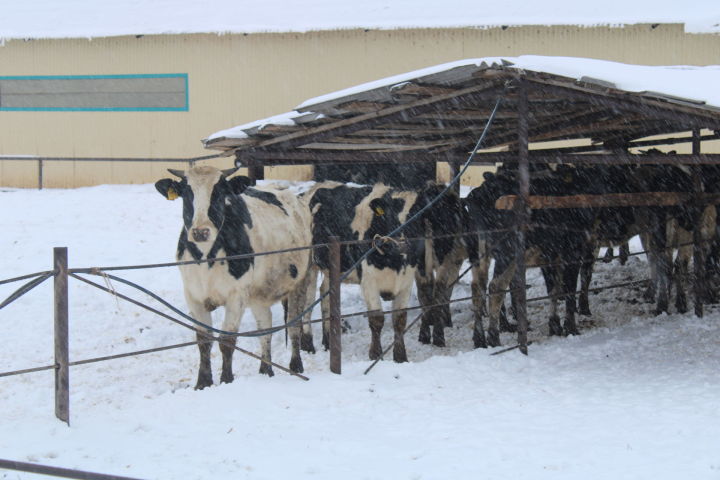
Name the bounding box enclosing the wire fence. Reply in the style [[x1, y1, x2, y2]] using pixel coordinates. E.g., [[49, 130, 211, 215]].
[[2, 222, 708, 409]]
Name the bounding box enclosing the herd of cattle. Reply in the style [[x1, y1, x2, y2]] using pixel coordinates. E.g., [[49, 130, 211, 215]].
[[155, 160, 720, 389]]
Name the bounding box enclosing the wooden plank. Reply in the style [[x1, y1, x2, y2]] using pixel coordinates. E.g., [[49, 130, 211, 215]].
[[525, 77, 720, 129], [470, 153, 720, 166], [336, 101, 390, 113], [391, 83, 457, 97], [495, 192, 703, 210], [249, 83, 505, 151], [515, 81, 529, 355]]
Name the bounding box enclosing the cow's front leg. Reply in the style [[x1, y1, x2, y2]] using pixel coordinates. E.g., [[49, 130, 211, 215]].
[[415, 269, 435, 345], [319, 273, 331, 351], [219, 302, 245, 384], [541, 266, 563, 337], [391, 288, 412, 363], [300, 267, 318, 354], [578, 243, 598, 316], [487, 258, 516, 347], [251, 305, 274, 376], [362, 284, 384, 360], [286, 272, 312, 373], [187, 300, 215, 390], [674, 246, 690, 314], [471, 259, 488, 348], [431, 256, 463, 346]]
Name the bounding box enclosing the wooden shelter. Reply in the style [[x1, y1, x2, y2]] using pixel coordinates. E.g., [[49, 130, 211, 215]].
[[204, 57, 720, 352]]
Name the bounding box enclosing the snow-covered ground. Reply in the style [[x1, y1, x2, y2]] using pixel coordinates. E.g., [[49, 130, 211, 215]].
[[1, 183, 719, 479]]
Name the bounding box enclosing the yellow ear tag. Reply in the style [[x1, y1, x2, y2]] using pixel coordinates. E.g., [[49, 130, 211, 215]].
[[374, 206, 385, 216], [167, 187, 179, 200]]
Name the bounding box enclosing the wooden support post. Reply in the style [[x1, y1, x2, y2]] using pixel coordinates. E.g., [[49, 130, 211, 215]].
[[329, 237, 342, 374], [247, 157, 265, 185], [447, 161, 462, 194], [53, 247, 69, 425], [514, 81, 529, 355], [692, 129, 705, 318], [38, 159, 44, 190]]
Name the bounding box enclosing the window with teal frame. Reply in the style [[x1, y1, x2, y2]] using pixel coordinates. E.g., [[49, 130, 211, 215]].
[[0, 74, 188, 111]]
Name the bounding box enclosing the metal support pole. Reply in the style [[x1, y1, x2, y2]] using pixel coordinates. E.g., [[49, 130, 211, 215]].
[[38, 159, 44, 190], [514, 81, 530, 355], [54, 247, 69, 425], [329, 237, 342, 374], [692, 129, 705, 318]]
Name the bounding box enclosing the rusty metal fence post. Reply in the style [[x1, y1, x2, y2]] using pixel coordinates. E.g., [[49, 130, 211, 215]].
[[54, 247, 70, 425], [329, 237, 342, 374]]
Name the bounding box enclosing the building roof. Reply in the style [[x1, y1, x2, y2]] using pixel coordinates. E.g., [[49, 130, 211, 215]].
[[203, 56, 720, 167], [1, 0, 719, 40]]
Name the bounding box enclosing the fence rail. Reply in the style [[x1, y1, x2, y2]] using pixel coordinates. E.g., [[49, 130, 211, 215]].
[[0, 224, 709, 425], [0, 153, 227, 190]]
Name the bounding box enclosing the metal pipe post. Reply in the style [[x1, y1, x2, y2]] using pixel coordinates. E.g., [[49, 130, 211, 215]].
[[54, 247, 70, 424], [329, 237, 342, 374]]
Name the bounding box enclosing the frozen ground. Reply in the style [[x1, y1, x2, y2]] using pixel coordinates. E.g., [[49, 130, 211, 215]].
[[1, 183, 719, 479]]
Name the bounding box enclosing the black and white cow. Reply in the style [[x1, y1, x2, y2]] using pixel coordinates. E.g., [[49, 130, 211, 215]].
[[465, 165, 597, 347], [155, 166, 313, 389], [414, 185, 480, 348], [308, 182, 432, 363]]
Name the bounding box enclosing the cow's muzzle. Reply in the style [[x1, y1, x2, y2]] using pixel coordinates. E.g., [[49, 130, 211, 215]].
[[191, 228, 211, 243]]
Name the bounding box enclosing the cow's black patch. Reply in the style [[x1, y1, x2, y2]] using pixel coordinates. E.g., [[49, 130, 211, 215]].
[[310, 185, 374, 276], [289, 264, 298, 278], [310, 184, 428, 276], [209, 194, 254, 279], [244, 188, 288, 215], [174, 178, 255, 279]]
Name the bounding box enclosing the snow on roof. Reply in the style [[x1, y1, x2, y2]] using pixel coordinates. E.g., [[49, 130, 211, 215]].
[[205, 55, 720, 143], [1, 0, 719, 40]]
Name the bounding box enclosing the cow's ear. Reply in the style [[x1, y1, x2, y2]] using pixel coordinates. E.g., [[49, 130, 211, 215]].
[[227, 175, 253, 195], [155, 179, 182, 200], [483, 172, 495, 182], [369, 198, 386, 217]]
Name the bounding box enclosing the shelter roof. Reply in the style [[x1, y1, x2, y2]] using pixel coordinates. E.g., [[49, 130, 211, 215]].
[[204, 56, 720, 167]]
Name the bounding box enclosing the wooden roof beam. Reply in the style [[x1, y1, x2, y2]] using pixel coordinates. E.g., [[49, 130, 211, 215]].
[[242, 82, 506, 152]]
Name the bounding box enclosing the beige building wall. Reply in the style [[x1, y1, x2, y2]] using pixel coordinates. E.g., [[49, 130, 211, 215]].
[[0, 24, 718, 188]]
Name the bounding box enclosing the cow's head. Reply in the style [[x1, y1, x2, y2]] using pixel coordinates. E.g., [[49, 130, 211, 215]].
[[155, 166, 252, 245]]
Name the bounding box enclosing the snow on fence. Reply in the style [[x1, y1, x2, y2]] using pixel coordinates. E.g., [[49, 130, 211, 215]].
[[1, 226, 697, 426]]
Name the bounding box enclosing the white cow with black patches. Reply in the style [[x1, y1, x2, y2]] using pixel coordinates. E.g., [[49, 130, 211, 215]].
[[308, 182, 426, 363], [155, 166, 313, 389]]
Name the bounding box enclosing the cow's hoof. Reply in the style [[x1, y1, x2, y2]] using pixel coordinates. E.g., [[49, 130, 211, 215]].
[[487, 328, 501, 348], [564, 324, 580, 336], [418, 328, 431, 345], [301, 334, 316, 354], [643, 287, 656, 303], [473, 329, 488, 349], [432, 334, 446, 348], [220, 371, 234, 384], [289, 357, 304, 374], [444, 318, 453, 328], [676, 297, 688, 314], [259, 363, 275, 377], [195, 376, 213, 390], [548, 315, 563, 336], [393, 347, 408, 363], [321, 333, 329, 352], [369, 344, 383, 361], [499, 317, 517, 333], [578, 298, 591, 316]]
